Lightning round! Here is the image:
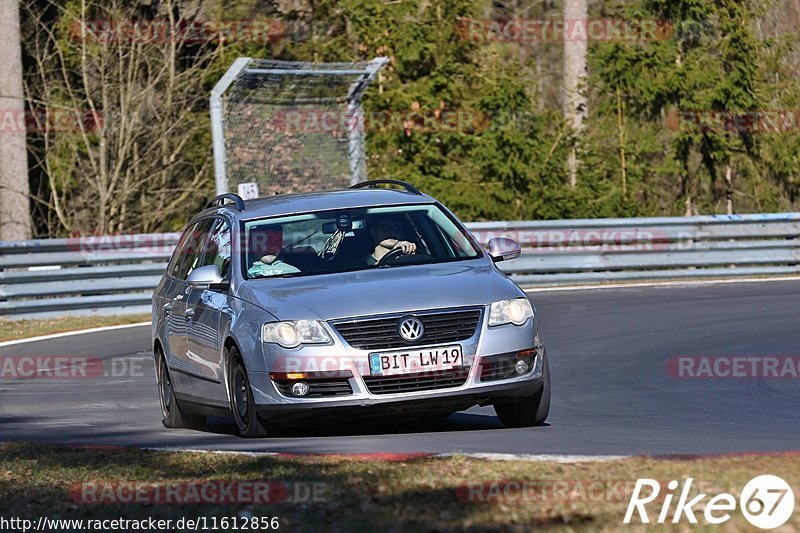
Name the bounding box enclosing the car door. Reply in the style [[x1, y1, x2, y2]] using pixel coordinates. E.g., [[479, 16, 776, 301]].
[[162, 222, 200, 368], [184, 217, 232, 404], [163, 219, 213, 397]]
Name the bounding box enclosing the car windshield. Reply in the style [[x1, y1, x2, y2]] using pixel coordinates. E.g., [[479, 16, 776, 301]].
[[243, 204, 481, 279]]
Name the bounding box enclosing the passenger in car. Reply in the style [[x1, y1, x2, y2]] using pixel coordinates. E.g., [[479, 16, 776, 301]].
[[247, 226, 300, 277]]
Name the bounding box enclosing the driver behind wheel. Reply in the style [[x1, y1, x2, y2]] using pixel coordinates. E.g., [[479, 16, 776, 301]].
[[364, 215, 417, 265]]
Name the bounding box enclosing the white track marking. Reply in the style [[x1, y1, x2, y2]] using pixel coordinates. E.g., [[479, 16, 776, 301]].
[[438, 453, 628, 463], [0, 322, 151, 348], [144, 447, 278, 457], [523, 275, 800, 293]]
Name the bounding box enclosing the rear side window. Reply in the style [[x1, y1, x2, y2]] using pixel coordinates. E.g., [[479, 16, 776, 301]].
[[168, 220, 213, 280], [167, 224, 196, 279], [195, 218, 232, 278]]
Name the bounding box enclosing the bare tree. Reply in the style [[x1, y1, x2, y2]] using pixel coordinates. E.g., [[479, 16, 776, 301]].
[[23, 0, 222, 236], [562, 0, 587, 187], [0, 0, 32, 241]]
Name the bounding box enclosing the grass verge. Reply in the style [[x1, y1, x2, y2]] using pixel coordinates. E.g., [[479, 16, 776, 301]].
[[0, 442, 797, 531], [0, 315, 150, 343]]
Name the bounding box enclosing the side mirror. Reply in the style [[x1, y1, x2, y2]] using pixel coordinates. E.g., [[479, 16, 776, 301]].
[[486, 237, 521, 263], [187, 265, 229, 291]]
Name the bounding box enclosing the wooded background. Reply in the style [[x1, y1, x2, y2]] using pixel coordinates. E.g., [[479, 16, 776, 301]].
[[3, 0, 800, 239]]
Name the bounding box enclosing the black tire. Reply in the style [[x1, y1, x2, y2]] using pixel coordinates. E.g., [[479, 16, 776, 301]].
[[156, 347, 206, 430], [494, 356, 551, 428], [226, 347, 268, 438]]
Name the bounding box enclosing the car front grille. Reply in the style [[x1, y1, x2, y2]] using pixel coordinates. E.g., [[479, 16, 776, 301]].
[[333, 308, 481, 350], [273, 379, 353, 398], [362, 368, 470, 395]]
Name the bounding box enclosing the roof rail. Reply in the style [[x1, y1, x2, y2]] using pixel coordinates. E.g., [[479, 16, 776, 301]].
[[349, 179, 422, 195], [205, 193, 246, 211]]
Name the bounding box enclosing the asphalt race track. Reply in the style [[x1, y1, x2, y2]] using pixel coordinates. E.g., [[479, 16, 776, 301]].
[[2, 280, 799, 456]]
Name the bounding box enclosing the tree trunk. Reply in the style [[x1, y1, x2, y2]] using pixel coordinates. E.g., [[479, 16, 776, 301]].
[[616, 85, 627, 196], [0, 0, 31, 241], [725, 164, 734, 214], [563, 0, 588, 188]]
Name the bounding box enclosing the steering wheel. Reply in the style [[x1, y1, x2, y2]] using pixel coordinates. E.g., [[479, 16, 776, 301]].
[[377, 247, 406, 265]]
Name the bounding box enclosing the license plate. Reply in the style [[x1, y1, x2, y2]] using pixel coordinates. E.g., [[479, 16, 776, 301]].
[[369, 345, 463, 376]]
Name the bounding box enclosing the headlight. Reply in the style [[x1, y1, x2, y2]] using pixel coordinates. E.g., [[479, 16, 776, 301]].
[[262, 320, 332, 348], [489, 298, 533, 326]]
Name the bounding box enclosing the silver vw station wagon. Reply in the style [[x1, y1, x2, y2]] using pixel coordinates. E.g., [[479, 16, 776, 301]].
[[152, 180, 550, 437]]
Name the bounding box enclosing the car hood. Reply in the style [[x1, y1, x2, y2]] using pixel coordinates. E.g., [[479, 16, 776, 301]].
[[236, 259, 522, 321]]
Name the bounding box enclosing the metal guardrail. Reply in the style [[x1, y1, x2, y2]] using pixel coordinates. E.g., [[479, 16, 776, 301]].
[[0, 234, 179, 318], [469, 212, 800, 285], [1, 213, 799, 318]]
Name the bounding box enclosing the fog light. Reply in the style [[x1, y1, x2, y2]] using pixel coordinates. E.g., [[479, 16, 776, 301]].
[[290, 381, 310, 397], [514, 360, 529, 375]]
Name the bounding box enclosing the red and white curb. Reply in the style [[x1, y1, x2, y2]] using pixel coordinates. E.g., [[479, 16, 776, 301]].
[[135, 447, 628, 463], [75, 445, 800, 463], [436, 452, 628, 463]]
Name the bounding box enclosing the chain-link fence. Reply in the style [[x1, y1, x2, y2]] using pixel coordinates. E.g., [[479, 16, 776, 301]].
[[210, 57, 387, 198]]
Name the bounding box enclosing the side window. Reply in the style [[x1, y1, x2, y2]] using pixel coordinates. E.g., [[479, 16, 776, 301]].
[[197, 218, 232, 278], [169, 220, 213, 280], [167, 223, 198, 279]]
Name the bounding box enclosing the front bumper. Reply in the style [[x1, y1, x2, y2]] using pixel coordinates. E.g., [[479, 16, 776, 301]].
[[255, 370, 544, 422], [247, 308, 545, 422]]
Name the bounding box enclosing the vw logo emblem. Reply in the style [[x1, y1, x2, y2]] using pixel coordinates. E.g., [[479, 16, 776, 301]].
[[398, 316, 425, 342]]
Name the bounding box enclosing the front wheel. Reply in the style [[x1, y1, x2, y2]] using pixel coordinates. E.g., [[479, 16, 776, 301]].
[[494, 356, 551, 428], [156, 348, 206, 430], [226, 347, 268, 438]]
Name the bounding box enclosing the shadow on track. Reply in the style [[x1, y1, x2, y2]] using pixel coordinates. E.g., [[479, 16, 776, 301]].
[[201, 411, 516, 439]]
